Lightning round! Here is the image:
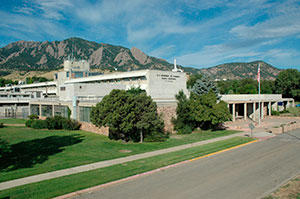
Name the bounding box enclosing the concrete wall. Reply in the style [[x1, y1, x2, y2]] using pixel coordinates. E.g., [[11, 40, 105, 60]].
[[59, 83, 126, 101], [221, 94, 282, 102], [147, 70, 188, 100]]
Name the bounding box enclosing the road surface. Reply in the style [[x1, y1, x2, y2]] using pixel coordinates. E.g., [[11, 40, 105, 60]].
[[71, 129, 300, 199]]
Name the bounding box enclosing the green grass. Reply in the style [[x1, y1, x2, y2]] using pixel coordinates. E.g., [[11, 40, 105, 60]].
[[0, 126, 240, 182], [0, 136, 254, 199], [0, 118, 27, 124]]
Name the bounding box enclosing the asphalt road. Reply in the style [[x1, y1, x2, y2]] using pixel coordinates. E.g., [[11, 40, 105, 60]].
[[71, 129, 300, 199]]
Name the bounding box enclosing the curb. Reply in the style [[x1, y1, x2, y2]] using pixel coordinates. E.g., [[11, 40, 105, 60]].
[[54, 139, 258, 199]]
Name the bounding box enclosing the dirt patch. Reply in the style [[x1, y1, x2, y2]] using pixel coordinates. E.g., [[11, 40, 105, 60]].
[[170, 135, 184, 139], [4, 124, 25, 127], [119, 149, 132, 153], [265, 176, 300, 199]]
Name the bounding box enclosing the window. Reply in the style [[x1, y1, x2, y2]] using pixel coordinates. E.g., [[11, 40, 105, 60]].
[[66, 72, 69, 78], [60, 87, 66, 91], [36, 92, 41, 98], [79, 107, 91, 122]]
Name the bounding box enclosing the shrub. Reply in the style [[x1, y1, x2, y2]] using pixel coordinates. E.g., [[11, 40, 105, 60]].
[[25, 119, 34, 127], [46, 116, 66, 130], [46, 116, 81, 130], [62, 119, 81, 130], [31, 120, 48, 129], [271, 110, 280, 116], [28, 114, 39, 120], [177, 125, 193, 134], [0, 123, 4, 128]]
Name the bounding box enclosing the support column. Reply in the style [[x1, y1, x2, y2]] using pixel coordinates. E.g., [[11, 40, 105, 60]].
[[292, 100, 295, 107], [39, 104, 42, 117], [29, 104, 31, 116], [232, 103, 235, 121], [52, 104, 55, 117], [253, 102, 256, 121], [244, 103, 247, 120], [261, 102, 264, 119], [268, 102, 271, 116], [276, 101, 278, 111]]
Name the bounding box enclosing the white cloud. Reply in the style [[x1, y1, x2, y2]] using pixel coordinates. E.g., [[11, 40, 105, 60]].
[[14, 7, 35, 15], [32, 0, 72, 20], [149, 45, 176, 58], [230, 1, 300, 40], [0, 11, 69, 41]]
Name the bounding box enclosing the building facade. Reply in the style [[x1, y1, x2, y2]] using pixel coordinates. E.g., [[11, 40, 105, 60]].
[[0, 59, 295, 133]]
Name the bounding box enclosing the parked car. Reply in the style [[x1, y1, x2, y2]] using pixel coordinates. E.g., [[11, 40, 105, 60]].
[[296, 104, 300, 107]]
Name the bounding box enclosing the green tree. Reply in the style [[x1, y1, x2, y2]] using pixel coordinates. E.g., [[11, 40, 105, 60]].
[[90, 89, 164, 142], [173, 90, 231, 133], [26, 76, 50, 84], [275, 69, 300, 101], [172, 91, 194, 133], [261, 80, 275, 94]]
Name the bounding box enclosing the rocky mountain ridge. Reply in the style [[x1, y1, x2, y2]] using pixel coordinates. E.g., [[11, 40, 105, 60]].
[[0, 37, 281, 80]]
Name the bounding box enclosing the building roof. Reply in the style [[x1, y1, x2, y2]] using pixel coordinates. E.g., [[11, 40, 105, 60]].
[[64, 70, 150, 84]]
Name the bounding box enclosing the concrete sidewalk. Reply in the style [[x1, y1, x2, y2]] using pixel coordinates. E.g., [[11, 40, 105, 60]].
[[0, 132, 246, 191]]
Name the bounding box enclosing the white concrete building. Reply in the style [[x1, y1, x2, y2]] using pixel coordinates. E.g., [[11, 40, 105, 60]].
[[28, 69, 188, 123], [0, 58, 295, 132], [221, 94, 294, 122]]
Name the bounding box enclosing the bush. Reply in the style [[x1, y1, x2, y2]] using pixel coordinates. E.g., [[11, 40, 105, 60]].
[[46, 116, 65, 130], [0, 123, 4, 128], [31, 120, 48, 129], [177, 125, 193, 134], [25, 119, 34, 127], [62, 119, 81, 130], [271, 110, 280, 116], [46, 116, 81, 130], [28, 114, 39, 120]]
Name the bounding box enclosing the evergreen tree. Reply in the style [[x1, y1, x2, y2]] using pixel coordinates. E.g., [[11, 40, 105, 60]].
[[191, 75, 219, 98]]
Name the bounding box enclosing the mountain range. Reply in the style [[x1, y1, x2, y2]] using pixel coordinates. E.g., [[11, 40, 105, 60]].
[[0, 37, 281, 80]]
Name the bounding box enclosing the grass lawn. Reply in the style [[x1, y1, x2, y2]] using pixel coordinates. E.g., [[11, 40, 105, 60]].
[[0, 118, 27, 124], [263, 175, 300, 199], [0, 136, 254, 199], [0, 126, 241, 182]]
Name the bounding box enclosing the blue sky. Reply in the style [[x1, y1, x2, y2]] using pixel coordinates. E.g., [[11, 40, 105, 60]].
[[0, 0, 300, 69]]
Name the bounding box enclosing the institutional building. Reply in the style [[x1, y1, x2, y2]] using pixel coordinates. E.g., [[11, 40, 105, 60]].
[[0, 59, 295, 132]]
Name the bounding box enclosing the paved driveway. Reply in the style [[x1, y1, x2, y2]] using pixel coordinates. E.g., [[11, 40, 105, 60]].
[[71, 129, 300, 199]]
